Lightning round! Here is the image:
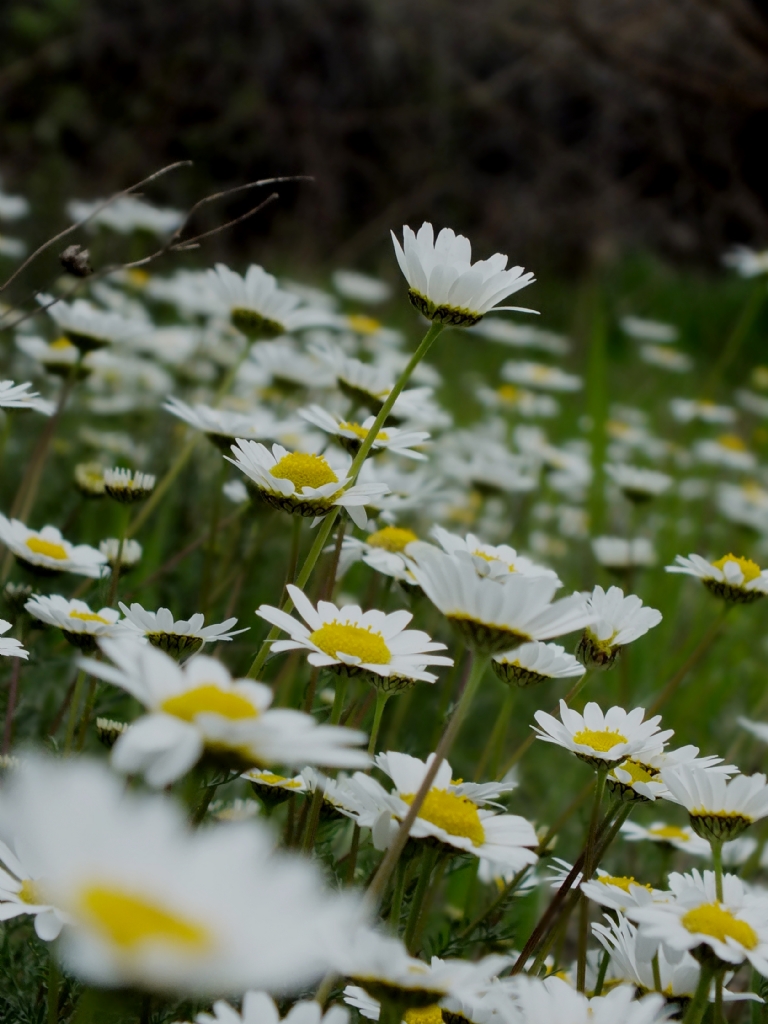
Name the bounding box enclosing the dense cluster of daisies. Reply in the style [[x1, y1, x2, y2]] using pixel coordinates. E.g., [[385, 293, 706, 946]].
[[4, 176, 768, 1024]]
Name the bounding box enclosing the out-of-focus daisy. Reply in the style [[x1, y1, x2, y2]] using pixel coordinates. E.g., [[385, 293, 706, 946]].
[[25, 595, 122, 652], [621, 820, 712, 856], [391, 222, 535, 328], [670, 398, 736, 424], [0, 179, 29, 220], [619, 315, 678, 343], [723, 246, 768, 278], [471, 318, 569, 353], [508, 975, 669, 1024], [332, 269, 392, 305], [0, 754, 364, 994], [492, 641, 584, 688], [245, 769, 309, 806], [16, 335, 86, 376], [694, 433, 756, 470], [300, 406, 429, 460], [439, 446, 539, 496], [208, 263, 333, 339], [0, 235, 26, 258], [592, 536, 656, 570], [74, 462, 106, 498], [103, 467, 156, 503], [67, 196, 184, 236], [165, 397, 282, 450], [736, 388, 768, 418], [631, 869, 768, 974], [575, 585, 662, 670], [0, 837, 67, 940], [0, 516, 108, 578], [0, 619, 28, 660], [666, 552, 768, 603], [191, 991, 349, 1024], [407, 542, 591, 653], [337, 526, 420, 583], [639, 345, 692, 372], [0, 380, 52, 414], [100, 537, 142, 571], [545, 857, 665, 913], [661, 764, 768, 843], [83, 639, 370, 785], [430, 526, 560, 583], [250, 337, 337, 391], [227, 439, 388, 528], [118, 602, 247, 658], [476, 382, 559, 418], [605, 464, 672, 503], [500, 360, 581, 392], [257, 584, 451, 690], [39, 296, 142, 352], [534, 700, 672, 770]]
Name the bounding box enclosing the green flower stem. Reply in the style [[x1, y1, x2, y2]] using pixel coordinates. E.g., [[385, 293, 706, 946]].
[[474, 685, 514, 780], [388, 858, 407, 929], [647, 606, 730, 716], [714, 971, 724, 1024], [652, 952, 662, 992], [191, 781, 218, 826], [430, 644, 466, 748], [682, 961, 715, 1024], [75, 679, 99, 751], [198, 459, 229, 613], [1, 627, 24, 754], [403, 844, 440, 952], [127, 435, 199, 538], [346, 824, 361, 885], [106, 506, 131, 607], [576, 766, 608, 991], [302, 783, 325, 854], [455, 864, 532, 943], [705, 280, 765, 395], [246, 320, 445, 680], [366, 653, 489, 909], [594, 948, 611, 996], [46, 956, 60, 1024], [711, 838, 724, 902], [63, 669, 87, 755], [368, 690, 391, 756], [329, 677, 348, 725]]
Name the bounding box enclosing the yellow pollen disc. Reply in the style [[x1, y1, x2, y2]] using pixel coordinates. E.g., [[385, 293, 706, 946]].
[[713, 553, 761, 583], [403, 1007, 443, 1024], [308, 621, 391, 664], [70, 610, 111, 624], [598, 874, 652, 894], [25, 537, 68, 560], [161, 684, 258, 722], [497, 384, 520, 402], [347, 314, 382, 335], [51, 336, 76, 351], [572, 728, 627, 753], [79, 884, 209, 951], [682, 903, 758, 950], [19, 879, 41, 905], [614, 759, 655, 784], [718, 433, 747, 452], [649, 825, 690, 841], [339, 421, 389, 443], [269, 452, 338, 491], [472, 549, 496, 563], [366, 526, 418, 552], [402, 788, 485, 846]]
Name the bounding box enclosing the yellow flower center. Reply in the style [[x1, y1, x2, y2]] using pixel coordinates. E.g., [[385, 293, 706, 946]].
[[269, 452, 338, 491], [79, 884, 209, 951], [497, 384, 520, 402], [19, 879, 41, 905], [613, 759, 655, 784], [712, 554, 761, 583], [51, 336, 76, 351], [339, 421, 389, 443], [347, 314, 382, 335], [25, 537, 68, 561], [572, 728, 627, 752], [366, 526, 418, 552], [127, 269, 150, 287], [682, 903, 758, 950], [649, 825, 691, 842], [70, 610, 111, 625], [401, 789, 485, 846], [161, 684, 258, 722], [598, 874, 652, 894], [404, 1008, 443, 1024], [252, 772, 302, 789], [308, 622, 391, 664], [717, 433, 747, 452]]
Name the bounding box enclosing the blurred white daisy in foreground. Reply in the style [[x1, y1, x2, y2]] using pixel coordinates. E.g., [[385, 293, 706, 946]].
[[0, 516, 108, 578], [605, 463, 672, 502], [501, 360, 581, 392], [118, 602, 247, 658], [25, 595, 121, 651], [661, 763, 768, 843], [619, 315, 678, 343], [666, 552, 768, 603], [508, 975, 669, 1024], [0, 837, 68, 940], [576, 585, 662, 670], [592, 536, 656, 570], [492, 641, 584, 688], [300, 405, 429, 460], [82, 639, 370, 785], [639, 344, 692, 372], [0, 755, 364, 994], [534, 701, 672, 769], [736, 388, 768, 418], [391, 222, 536, 328], [0, 179, 29, 220], [257, 584, 451, 690], [209, 263, 334, 339]]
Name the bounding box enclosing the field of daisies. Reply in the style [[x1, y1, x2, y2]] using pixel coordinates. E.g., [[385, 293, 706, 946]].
[[3, 175, 768, 1024]]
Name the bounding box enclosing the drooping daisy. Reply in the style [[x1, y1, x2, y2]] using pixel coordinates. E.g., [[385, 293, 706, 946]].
[[430, 526, 560, 583], [117, 602, 247, 658], [208, 263, 333, 339], [575, 585, 662, 670], [100, 537, 142, 570], [407, 543, 592, 654], [0, 380, 52, 414], [391, 223, 536, 328], [0, 516, 108, 578], [631, 869, 768, 974], [592, 536, 656, 571], [500, 361, 581, 392], [0, 836, 68, 940], [257, 584, 451, 690], [619, 315, 678, 343], [299, 406, 429, 460], [103, 467, 156, 503], [39, 295, 142, 352], [605, 463, 672, 503], [190, 991, 349, 1024], [661, 764, 768, 844], [226, 439, 388, 529], [25, 595, 122, 651], [507, 975, 669, 1024], [666, 552, 768, 604], [492, 641, 584, 688], [82, 638, 370, 785], [534, 701, 672, 770], [0, 754, 364, 994]]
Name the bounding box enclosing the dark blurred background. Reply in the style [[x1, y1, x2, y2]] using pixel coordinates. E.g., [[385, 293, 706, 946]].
[[3, 0, 768, 271]]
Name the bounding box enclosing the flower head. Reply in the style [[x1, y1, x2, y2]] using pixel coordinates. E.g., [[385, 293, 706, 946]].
[[118, 602, 247, 658], [299, 406, 429, 460], [492, 641, 584, 688], [190, 991, 349, 1024], [534, 700, 672, 769], [103, 467, 156, 504], [661, 764, 768, 843], [208, 263, 333, 339], [576, 585, 662, 670], [25, 595, 122, 652], [0, 516, 108, 578], [666, 553, 768, 604], [605, 463, 672, 502]]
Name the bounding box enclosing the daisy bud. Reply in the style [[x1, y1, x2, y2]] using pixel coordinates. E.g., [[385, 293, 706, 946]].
[[96, 718, 128, 749], [103, 468, 156, 504], [74, 462, 106, 498]]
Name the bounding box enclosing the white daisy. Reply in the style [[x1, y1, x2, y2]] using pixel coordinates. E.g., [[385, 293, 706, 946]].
[[500, 361, 581, 392], [575, 585, 662, 670], [67, 196, 184, 235], [0, 380, 52, 414], [99, 537, 142, 569], [470, 318, 569, 353], [81, 638, 370, 785], [592, 536, 656, 570], [666, 552, 768, 603], [736, 388, 768, 418], [406, 542, 591, 653], [226, 439, 388, 528], [507, 976, 669, 1024], [476, 382, 559, 418], [337, 526, 420, 583], [661, 764, 768, 843], [605, 464, 672, 502], [534, 700, 672, 769], [257, 584, 451, 690], [0, 619, 28, 660], [669, 398, 736, 424], [164, 396, 281, 449], [619, 315, 678, 343], [332, 269, 392, 304], [391, 222, 536, 327], [299, 406, 429, 460], [118, 602, 247, 658], [245, 769, 309, 801], [631, 869, 768, 974], [191, 991, 349, 1024], [39, 295, 142, 352], [639, 345, 692, 373], [0, 516, 108, 578], [0, 836, 68, 940], [694, 434, 756, 470], [620, 820, 712, 856], [0, 234, 26, 258], [208, 263, 334, 339], [581, 872, 666, 914], [0, 754, 364, 994], [25, 595, 122, 651], [16, 334, 86, 376], [723, 245, 768, 278], [0, 180, 29, 221], [492, 641, 584, 688], [103, 467, 156, 503], [430, 526, 560, 583]]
